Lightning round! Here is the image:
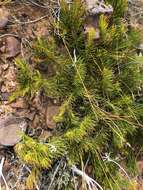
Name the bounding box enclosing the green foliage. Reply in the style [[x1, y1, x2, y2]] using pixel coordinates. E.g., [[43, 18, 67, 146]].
[[10, 59, 43, 101], [15, 0, 143, 189], [32, 37, 57, 65], [56, 0, 85, 50], [16, 135, 66, 168], [106, 0, 128, 18]]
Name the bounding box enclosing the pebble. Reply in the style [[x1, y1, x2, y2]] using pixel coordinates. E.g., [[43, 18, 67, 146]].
[[0, 115, 27, 146], [5, 37, 21, 58], [45, 105, 60, 129], [0, 8, 9, 29], [0, 92, 10, 101]]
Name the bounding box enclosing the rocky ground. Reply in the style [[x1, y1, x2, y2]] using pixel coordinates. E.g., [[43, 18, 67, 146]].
[[0, 0, 143, 190], [0, 1, 59, 189]]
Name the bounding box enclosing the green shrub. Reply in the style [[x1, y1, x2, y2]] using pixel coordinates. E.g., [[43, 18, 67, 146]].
[[15, 0, 143, 189]]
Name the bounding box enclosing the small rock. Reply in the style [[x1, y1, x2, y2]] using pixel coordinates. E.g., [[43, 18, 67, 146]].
[[0, 115, 27, 146], [85, 0, 113, 15], [1, 84, 7, 93], [1, 80, 16, 93], [0, 8, 9, 29], [4, 66, 16, 80], [2, 63, 9, 71], [0, 105, 14, 116], [5, 37, 21, 58], [0, 92, 10, 101], [45, 105, 60, 129], [10, 98, 28, 109]]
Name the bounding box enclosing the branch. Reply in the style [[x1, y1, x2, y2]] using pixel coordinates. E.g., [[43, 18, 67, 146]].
[[0, 157, 10, 190], [71, 165, 103, 190], [102, 153, 131, 181]]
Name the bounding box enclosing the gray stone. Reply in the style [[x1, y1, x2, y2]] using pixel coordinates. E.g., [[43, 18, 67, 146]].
[[0, 115, 27, 146], [84, 0, 113, 15]]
